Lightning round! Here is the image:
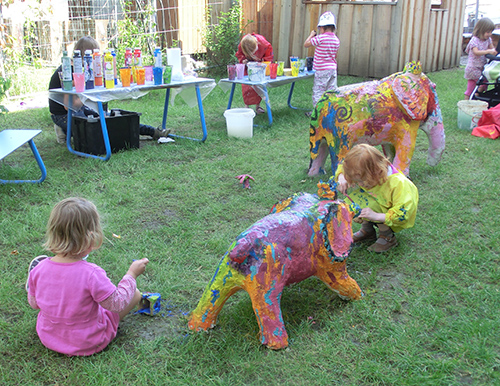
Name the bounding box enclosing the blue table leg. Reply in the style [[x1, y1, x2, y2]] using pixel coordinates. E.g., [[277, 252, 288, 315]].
[[287, 81, 312, 111], [0, 139, 47, 184], [168, 85, 207, 142], [66, 101, 111, 161], [227, 83, 236, 110], [161, 88, 170, 130], [262, 86, 272, 126]]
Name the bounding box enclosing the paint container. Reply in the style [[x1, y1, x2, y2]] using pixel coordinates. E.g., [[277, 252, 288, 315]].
[[224, 108, 255, 138], [456, 100, 488, 130], [247, 62, 266, 82]]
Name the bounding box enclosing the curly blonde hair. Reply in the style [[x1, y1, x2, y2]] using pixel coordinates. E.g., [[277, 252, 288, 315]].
[[240, 34, 258, 61], [44, 197, 103, 257], [342, 144, 390, 189]]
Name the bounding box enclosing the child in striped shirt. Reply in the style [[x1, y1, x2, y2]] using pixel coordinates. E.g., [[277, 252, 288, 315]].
[[304, 11, 340, 108]]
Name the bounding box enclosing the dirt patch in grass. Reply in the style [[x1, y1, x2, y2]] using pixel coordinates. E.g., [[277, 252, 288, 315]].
[[118, 299, 192, 342]]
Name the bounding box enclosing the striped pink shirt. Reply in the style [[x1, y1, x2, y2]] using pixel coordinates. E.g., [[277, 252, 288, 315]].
[[310, 32, 339, 71]]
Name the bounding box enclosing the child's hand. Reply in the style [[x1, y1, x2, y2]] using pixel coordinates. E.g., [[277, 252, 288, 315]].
[[127, 258, 149, 279], [309, 30, 317, 38], [337, 174, 349, 195], [359, 208, 386, 223]]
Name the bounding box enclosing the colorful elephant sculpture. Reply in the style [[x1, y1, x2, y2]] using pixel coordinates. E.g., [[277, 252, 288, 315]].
[[308, 61, 445, 177], [188, 187, 363, 350]]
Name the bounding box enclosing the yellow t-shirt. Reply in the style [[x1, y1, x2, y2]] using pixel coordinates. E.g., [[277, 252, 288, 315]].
[[335, 163, 419, 232]]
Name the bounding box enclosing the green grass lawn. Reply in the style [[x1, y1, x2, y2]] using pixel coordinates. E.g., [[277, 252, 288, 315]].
[[0, 68, 499, 385]]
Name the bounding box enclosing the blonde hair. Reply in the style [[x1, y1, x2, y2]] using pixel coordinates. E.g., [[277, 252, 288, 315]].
[[473, 18, 495, 39], [342, 144, 390, 189], [240, 34, 258, 61], [74, 36, 99, 54], [44, 197, 103, 257]]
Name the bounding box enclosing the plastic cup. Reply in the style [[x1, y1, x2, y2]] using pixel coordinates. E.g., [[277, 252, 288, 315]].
[[153, 66, 163, 85], [269, 63, 278, 79], [163, 65, 173, 84], [236, 63, 245, 79], [290, 56, 299, 68], [263, 61, 271, 76], [227, 64, 236, 80], [136, 67, 145, 85], [120, 67, 131, 87], [58, 71, 64, 88], [277, 61, 285, 76], [291, 61, 300, 77], [144, 66, 153, 82], [73, 73, 85, 92], [299, 58, 306, 72], [306, 57, 314, 72]]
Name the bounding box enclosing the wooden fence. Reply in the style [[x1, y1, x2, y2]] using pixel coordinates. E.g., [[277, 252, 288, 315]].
[[240, 0, 466, 78]]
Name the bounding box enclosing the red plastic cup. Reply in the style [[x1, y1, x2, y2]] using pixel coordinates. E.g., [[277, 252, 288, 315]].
[[269, 63, 278, 79], [227, 64, 236, 80]]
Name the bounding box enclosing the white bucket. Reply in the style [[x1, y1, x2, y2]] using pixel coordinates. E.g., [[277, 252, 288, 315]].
[[457, 100, 488, 130], [223, 108, 256, 138]]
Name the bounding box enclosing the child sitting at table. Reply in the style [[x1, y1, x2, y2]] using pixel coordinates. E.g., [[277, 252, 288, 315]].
[[48, 36, 168, 144]]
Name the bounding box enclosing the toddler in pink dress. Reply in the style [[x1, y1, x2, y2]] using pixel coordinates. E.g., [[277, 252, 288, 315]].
[[27, 197, 149, 356]]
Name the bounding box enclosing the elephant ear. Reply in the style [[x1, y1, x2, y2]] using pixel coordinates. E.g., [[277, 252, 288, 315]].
[[321, 203, 353, 262], [392, 64, 430, 120]]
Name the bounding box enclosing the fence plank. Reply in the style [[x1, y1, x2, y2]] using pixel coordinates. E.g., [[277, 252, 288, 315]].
[[350, 5, 373, 76], [369, 5, 392, 78], [336, 4, 353, 75]]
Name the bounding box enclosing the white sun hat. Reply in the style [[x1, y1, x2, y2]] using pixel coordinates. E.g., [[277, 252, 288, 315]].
[[317, 12, 336, 28]]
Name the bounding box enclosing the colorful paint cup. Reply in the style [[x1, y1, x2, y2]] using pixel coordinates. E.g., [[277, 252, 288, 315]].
[[277, 61, 285, 76], [227, 64, 236, 80], [299, 58, 306, 72], [136, 67, 145, 85], [306, 57, 314, 72], [144, 65, 153, 82], [291, 61, 300, 77], [153, 66, 163, 85], [73, 73, 85, 92], [163, 65, 173, 84], [119, 67, 131, 87], [236, 63, 245, 79], [269, 63, 278, 79], [290, 56, 299, 68], [263, 61, 271, 76]]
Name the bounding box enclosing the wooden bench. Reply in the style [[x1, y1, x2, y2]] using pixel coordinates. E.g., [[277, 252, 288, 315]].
[[0, 129, 47, 184]]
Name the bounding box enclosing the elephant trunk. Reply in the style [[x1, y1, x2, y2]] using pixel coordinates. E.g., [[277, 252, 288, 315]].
[[421, 87, 445, 167]]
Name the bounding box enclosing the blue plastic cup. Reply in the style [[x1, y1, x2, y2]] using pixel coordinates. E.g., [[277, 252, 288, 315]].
[[153, 66, 163, 85]]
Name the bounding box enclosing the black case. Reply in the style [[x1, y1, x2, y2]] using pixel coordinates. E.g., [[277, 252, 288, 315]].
[[72, 109, 140, 155]]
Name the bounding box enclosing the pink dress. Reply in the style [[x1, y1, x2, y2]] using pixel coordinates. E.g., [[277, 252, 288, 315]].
[[27, 258, 136, 356], [465, 35, 493, 80]]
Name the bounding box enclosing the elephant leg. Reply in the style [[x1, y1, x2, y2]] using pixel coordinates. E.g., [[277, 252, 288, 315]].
[[188, 257, 245, 331], [308, 140, 330, 176], [246, 280, 288, 349], [316, 262, 363, 300], [391, 120, 419, 176]]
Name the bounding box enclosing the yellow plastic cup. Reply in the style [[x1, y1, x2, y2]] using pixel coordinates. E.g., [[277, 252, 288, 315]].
[[291, 61, 300, 77], [264, 61, 271, 76], [120, 67, 131, 87]]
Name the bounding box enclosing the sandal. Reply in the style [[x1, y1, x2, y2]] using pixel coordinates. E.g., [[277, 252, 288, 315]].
[[256, 106, 265, 115], [352, 227, 377, 243], [367, 233, 398, 253]]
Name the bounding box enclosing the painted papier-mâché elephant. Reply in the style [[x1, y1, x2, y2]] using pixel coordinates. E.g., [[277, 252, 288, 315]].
[[188, 183, 363, 350], [308, 61, 445, 177]]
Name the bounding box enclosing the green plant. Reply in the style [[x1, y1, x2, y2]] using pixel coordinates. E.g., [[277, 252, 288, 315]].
[[0, 76, 11, 113], [203, 1, 246, 75], [112, 0, 158, 67]]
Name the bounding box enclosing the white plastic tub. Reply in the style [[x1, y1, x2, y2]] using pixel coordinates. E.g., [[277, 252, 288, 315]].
[[457, 100, 488, 130], [223, 108, 255, 138]]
